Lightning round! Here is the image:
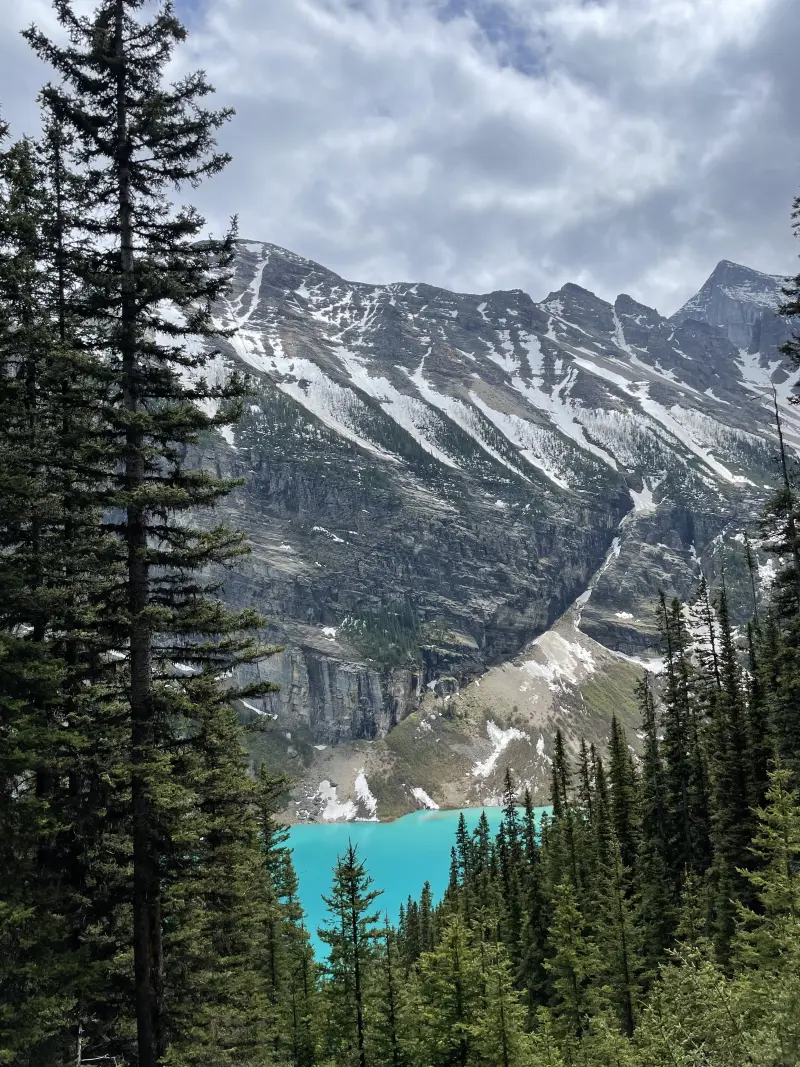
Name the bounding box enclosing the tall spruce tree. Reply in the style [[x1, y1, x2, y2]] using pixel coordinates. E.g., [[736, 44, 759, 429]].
[[759, 402, 800, 781], [471, 941, 535, 1067], [414, 916, 483, 1067], [593, 841, 643, 1038], [707, 584, 756, 960], [607, 715, 639, 875], [161, 681, 275, 1066], [368, 919, 408, 1067], [23, 3, 274, 1062], [778, 185, 800, 369], [634, 676, 675, 971], [544, 880, 604, 1048], [658, 594, 710, 881], [0, 125, 130, 1064], [319, 843, 382, 1067], [257, 777, 317, 1067]]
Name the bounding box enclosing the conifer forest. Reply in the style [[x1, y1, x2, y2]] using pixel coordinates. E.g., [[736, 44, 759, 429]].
[[2, 2, 800, 1065]]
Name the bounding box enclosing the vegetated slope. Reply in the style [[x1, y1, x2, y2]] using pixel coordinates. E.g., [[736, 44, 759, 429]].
[[198, 243, 798, 818]]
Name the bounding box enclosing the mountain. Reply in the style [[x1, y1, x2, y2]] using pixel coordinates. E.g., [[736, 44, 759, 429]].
[[196, 246, 799, 820]]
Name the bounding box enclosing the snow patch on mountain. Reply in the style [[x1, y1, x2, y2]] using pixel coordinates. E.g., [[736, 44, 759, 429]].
[[335, 346, 460, 468], [408, 356, 531, 480], [574, 536, 623, 626], [511, 369, 618, 470], [635, 389, 754, 485], [263, 338, 396, 461], [234, 245, 271, 327], [485, 330, 519, 374], [630, 480, 657, 513], [354, 770, 379, 821], [317, 781, 358, 821], [473, 721, 528, 778], [469, 393, 570, 489], [521, 631, 596, 690], [411, 787, 440, 810]]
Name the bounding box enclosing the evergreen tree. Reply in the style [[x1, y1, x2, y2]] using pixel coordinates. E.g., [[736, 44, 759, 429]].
[[734, 763, 800, 1065], [414, 916, 483, 1067], [0, 130, 76, 1065], [257, 777, 316, 1063], [0, 125, 130, 1065], [593, 842, 643, 1038], [549, 732, 579, 893], [607, 716, 638, 875], [471, 941, 534, 1067], [632, 946, 746, 1067], [23, 3, 274, 1061], [544, 881, 604, 1048], [745, 618, 771, 812], [161, 680, 275, 1066], [779, 184, 800, 370], [590, 749, 613, 869], [550, 731, 570, 821], [401, 897, 421, 969], [369, 919, 408, 1067], [419, 882, 435, 955], [455, 812, 474, 923], [634, 676, 674, 971], [518, 790, 549, 1018], [707, 584, 756, 960], [319, 843, 382, 1067], [734, 761, 800, 974], [694, 576, 722, 695], [577, 740, 593, 823], [499, 769, 524, 965], [759, 403, 800, 781], [658, 593, 710, 880]]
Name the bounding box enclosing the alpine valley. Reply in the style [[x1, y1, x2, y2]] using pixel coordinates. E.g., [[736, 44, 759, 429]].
[[197, 245, 799, 822]]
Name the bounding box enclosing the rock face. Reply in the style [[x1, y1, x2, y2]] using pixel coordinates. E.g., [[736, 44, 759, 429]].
[[670, 259, 787, 355], [193, 247, 799, 816]]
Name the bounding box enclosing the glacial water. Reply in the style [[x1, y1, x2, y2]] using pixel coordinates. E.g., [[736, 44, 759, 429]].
[[287, 805, 549, 951]]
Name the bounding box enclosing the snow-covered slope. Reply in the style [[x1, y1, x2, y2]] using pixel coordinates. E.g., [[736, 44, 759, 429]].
[[221, 246, 796, 492]]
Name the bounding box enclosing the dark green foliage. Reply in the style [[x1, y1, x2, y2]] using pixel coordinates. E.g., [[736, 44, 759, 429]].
[[779, 188, 800, 370], [706, 585, 756, 960], [318, 843, 382, 1067], [758, 406, 800, 784], [339, 600, 423, 670], [658, 592, 712, 882], [634, 677, 675, 971], [413, 915, 483, 1067], [1, 2, 280, 1062], [607, 715, 639, 874]]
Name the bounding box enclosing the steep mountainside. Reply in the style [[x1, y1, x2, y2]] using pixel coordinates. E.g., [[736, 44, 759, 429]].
[[195, 244, 799, 819]]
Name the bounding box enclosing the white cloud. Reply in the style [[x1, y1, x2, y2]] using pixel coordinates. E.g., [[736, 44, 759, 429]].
[[1, 0, 797, 313]]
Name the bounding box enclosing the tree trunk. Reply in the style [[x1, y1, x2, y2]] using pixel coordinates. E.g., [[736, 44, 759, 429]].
[[350, 881, 367, 1067], [114, 3, 161, 1063]]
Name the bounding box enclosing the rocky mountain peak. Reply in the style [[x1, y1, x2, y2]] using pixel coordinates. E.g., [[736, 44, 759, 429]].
[[671, 258, 788, 353], [540, 281, 616, 334], [614, 293, 664, 328]]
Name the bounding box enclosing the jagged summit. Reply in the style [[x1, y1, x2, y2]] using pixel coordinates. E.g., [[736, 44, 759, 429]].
[[709, 257, 781, 281], [671, 258, 786, 352]]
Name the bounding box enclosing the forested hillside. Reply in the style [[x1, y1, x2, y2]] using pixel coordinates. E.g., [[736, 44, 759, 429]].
[[1, 2, 800, 1066]]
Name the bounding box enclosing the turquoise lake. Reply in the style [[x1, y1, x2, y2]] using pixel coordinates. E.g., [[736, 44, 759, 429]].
[[287, 805, 549, 950]]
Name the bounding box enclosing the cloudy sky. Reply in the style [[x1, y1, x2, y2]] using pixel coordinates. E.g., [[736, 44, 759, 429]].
[[1, 0, 799, 313]]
